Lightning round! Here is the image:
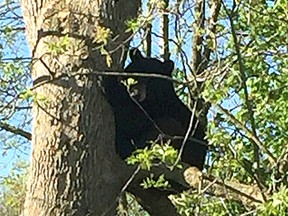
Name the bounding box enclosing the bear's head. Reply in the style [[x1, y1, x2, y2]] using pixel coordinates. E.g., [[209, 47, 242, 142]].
[[123, 49, 175, 104], [125, 48, 174, 75]]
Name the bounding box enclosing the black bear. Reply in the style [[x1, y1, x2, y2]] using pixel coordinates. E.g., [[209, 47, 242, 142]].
[[103, 49, 207, 170]]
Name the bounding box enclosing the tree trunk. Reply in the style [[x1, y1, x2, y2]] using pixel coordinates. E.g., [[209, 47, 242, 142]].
[[20, 0, 140, 215]]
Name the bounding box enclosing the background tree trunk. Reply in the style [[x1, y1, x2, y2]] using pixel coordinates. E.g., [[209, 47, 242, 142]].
[[20, 0, 140, 215]]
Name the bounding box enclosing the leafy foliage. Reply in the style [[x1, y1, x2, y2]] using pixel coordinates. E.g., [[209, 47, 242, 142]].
[[201, 1, 288, 214], [257, 186, 288, 216], [0, 160, 28, 216], [127, 142, 180, 171]]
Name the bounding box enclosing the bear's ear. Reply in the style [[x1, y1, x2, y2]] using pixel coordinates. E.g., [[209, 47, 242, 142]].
[[129, 48, 144, 62], [163, 60, 174, 75]]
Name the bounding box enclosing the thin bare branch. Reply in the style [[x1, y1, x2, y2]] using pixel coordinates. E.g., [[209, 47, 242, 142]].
[[0, 121, 31, 140]]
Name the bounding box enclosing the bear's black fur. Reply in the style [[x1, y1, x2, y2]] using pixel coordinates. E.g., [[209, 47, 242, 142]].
[[103, 49, 207, 170]]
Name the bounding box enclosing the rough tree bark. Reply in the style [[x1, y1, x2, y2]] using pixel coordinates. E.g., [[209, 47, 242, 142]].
[[20, 0, 140, 215]]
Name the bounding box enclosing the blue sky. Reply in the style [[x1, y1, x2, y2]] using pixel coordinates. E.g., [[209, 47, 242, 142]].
[[0, 0, 31, 178]]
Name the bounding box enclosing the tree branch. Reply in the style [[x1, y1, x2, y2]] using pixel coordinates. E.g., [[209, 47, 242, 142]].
[[0, 121, 31, 140], [191, 0, 205, 74], [203, 0, 221, 68], [184, 167, 265, 207]]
